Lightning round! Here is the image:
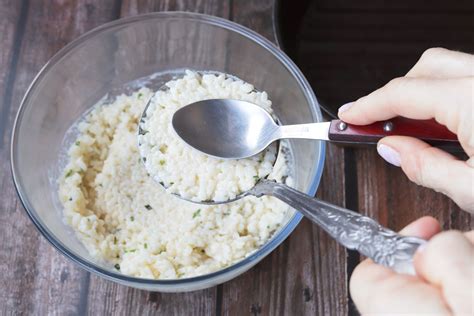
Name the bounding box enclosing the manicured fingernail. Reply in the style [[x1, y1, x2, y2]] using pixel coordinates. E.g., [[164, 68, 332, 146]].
[[377, 144, 401, 167], [338, 102, 354, 114]]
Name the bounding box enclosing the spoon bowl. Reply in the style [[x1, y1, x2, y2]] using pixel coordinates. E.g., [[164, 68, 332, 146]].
[[172, 99, 280, 159]]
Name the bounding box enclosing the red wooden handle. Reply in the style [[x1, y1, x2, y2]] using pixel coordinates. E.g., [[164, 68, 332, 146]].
[[328, 117, 461, 150]]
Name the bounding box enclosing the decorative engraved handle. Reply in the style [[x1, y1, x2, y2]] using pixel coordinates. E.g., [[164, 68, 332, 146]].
[[252, 180, 426, 275]]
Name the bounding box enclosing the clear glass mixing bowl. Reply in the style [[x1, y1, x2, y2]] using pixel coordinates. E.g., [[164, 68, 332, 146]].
[[11, 12, 325, 292]]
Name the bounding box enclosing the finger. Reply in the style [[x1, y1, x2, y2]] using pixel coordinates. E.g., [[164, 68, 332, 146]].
[[399, 215, 442, 238], [337, 77, 471, 135], [414, 231, 474, 315], [350, 217, 448, 315], [377, 136, 474, 212], [350, 261, 450, 315], [406, 48, 474, 78]]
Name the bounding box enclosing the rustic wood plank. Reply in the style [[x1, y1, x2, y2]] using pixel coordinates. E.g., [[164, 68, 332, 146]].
[[219, 145, 349, 315], [355, 148, 473, 232], [220, 2, 350, 315], [1, 1, 354, 315], [278, 1, 474, 315], [85, 276, 217, 315], [120, 0, 230, 18], [231, 0, 277, 43], [0, 0, 121, 314], [0, 0, 25, 149], [82, 1, 232, 314]]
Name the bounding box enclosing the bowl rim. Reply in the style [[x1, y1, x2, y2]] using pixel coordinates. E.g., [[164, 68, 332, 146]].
[[10, 11, 325, 287]]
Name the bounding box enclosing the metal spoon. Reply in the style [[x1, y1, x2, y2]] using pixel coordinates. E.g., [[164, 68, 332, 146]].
[[243, 178, 425, 275], [172, 99, 459, 159]]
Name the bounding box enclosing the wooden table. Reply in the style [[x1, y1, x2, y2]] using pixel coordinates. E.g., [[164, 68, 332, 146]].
[[0, 1, 471, 315]]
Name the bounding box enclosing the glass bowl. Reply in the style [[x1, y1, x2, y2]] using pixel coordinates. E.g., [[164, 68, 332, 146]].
[[11, 12, 325, 292]]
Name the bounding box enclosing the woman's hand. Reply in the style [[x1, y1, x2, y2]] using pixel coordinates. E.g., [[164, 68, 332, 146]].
[[338, 48, 474, 212], [350, 217, 473, 315], [339, 48, 474, 314]]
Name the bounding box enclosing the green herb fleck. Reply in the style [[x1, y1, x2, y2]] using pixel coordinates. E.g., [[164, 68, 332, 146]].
[[192, 209, 201, 219], [144, 243, 148, 249], [75, 141, 80, 146], [144, 204, 152, 210], [159, 145, 168, 153], [65, 170, 74, 178], [253, 175, 260, 181], [126, 249, 137, 253], [138, 92, 143, 99], [114, 236, 118, 244], [68, 197, 72, 201], [114, 264, 120, 270], [169, 182, 174, 185], [130, 216, 134, 222], [116, 254, 120, 259], [159, 160, 166, 166], [267, 225, 270, 229]]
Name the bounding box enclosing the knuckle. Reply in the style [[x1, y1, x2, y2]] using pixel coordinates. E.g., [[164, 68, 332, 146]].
[[403, 147, 428, 185], [386, 77, 406, 90], [421, 47, 447, 61], [404, 147, 445, 192], [451, 167, 474, 212], [433, 230, 464, 242], [409, 47, 449, 76], [383, 77, 407, 105], [427, 231, 466, 254], [415, 148, 433, 186]]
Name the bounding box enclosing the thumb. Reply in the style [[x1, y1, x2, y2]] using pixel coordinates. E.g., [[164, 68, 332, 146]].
[[376, 136, 474, 212], [414, 231, 474, 315]]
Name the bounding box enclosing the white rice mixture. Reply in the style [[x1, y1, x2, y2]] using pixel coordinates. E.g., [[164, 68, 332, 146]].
[[58, 71, 292, 279], [138, 71, 277, 202]]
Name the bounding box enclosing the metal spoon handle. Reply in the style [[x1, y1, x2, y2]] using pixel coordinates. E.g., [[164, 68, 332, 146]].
[[253, 180, 426, 275], [277, 118, 462, 153]]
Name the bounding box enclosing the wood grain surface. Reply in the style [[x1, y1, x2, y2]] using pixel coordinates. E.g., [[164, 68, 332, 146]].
[[277, 0, 473, 314], [0, 0, 472, 315]]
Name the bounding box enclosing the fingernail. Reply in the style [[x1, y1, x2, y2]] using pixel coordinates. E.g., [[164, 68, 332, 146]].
[[377, 144, 401, 167], [338, 102, 354, 114]]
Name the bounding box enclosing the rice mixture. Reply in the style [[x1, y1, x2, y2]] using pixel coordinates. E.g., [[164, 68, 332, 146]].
[[59, 71, 292, 279], [138, 71, 276, 202]]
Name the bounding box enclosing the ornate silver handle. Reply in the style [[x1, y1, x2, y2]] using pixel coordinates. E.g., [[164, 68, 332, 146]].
[[251, 180, 426, 275]]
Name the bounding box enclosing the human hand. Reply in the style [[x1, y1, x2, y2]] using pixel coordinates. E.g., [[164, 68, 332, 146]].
[[350, 216, 473, 315], [338, 48, 474, 212]]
